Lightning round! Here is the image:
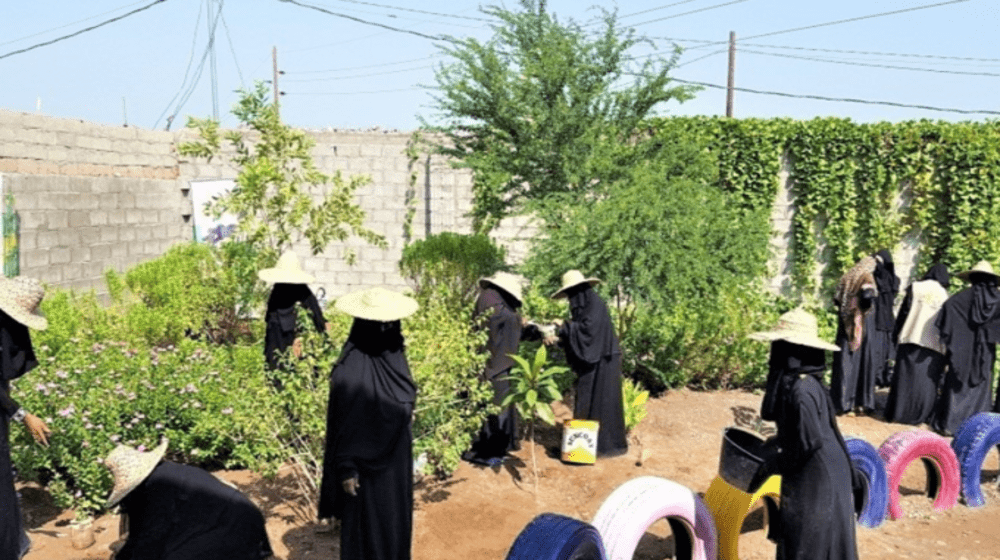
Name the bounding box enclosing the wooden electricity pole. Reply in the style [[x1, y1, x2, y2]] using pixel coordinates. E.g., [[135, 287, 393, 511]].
[[272, 46, 281, 121], [726, 31, 736, 118]]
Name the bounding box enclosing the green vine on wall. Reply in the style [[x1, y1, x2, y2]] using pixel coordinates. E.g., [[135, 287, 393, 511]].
[[648, 117, 1000, 304]]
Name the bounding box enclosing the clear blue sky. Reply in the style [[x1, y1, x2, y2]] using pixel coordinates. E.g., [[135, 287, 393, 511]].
[[1, 0, 996, 132]]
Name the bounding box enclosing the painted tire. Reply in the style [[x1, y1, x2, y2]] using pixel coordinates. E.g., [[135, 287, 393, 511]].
[[845, 436, 889, 528], [951, 412, 1000, 508], [506, 513, 607, 560], [878, 429, 960, 520], [703, 475, 780, 560], [591, 476, 717, 560]]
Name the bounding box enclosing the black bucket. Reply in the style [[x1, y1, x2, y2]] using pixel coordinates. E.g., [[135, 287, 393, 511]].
[[718, 427, 779, 492]]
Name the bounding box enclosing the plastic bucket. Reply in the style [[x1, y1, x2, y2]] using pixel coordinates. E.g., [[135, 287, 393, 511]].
[[718, 427, 779, 492], [562, 419, 599, 464]]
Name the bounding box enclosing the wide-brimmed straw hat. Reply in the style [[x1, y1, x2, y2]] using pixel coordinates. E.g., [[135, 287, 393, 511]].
[[551, 270, 601, 299], [335, 286, 419, 322], [104, 439, 169, 509], [748, 308, 839, 352], [955, 260, 999, 282], [479, 272, 523, 304], [257, 251, 316, 285], [0, 277, 47, 331]]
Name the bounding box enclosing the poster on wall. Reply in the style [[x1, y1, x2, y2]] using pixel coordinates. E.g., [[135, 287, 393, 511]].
[[189, 179, 238, 244]]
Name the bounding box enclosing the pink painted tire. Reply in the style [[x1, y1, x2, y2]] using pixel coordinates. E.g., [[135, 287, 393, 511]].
[[591, 476, 717, 560], [878, 429, 960, 520]]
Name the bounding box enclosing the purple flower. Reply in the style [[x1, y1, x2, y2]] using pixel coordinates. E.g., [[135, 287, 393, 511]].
[[57, 405, 75, 418]]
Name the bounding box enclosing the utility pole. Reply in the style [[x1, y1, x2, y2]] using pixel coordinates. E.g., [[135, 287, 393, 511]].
[[272, 46, 281, 121], [207, 0, 219, 121], [726, 31, 736, 118]]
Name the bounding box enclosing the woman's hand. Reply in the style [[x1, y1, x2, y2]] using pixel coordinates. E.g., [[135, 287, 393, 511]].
[[342, 476, 361, 497], [24, 413, 51, 446], [292, 338, 304, 358]]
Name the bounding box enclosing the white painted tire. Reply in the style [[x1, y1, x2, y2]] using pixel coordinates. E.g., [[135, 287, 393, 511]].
[[591, 476, 717, 560]]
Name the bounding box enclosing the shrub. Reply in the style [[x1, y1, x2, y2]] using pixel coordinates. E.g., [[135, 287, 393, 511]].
[[399, 232, 507, 307]]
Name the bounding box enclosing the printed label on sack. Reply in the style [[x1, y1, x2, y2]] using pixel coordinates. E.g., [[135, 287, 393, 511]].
[[561, 420, 599, 464]]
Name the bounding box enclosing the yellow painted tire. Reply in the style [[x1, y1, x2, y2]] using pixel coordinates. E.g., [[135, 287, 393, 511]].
[[702, 475, 781, 560]]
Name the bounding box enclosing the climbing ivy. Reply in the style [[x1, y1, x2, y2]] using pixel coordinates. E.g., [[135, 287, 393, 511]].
[[646, 116, 1000, 304]]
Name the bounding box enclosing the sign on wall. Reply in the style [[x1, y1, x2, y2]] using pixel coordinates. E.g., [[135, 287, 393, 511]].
[[189, 179, 237, 244]]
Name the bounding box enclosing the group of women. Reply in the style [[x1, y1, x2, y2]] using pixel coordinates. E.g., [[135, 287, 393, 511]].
[[833, 251, 1000, 436], [4, 245, 999, 560]]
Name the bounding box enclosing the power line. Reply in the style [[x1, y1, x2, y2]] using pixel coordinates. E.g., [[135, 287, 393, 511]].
[[0, 0, 168, 62], [285, 87, 419, 96], [283, 64, 432, 82], [277, 0, 446, 41], [676, 49, 728, 68], [284, 55, 442, 75], [742, 49, 1000, 78], [619, 0, 709, 20], [658, 36, 1000, 64], [155, 1, 205, 129], [631, 0, 752, 27], [219, 6, 245, 88], [311, 0, 491, 22], [671, 77, 1000, 116], [742, 0, 972, 42], [0, 0, 149, 47]]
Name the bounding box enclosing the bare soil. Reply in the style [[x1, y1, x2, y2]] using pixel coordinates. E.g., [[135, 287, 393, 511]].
[[20, 388, 1000, 559]]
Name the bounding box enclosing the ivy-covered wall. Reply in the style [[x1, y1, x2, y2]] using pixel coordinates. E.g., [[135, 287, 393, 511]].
[[650, 116, 1000, 304]]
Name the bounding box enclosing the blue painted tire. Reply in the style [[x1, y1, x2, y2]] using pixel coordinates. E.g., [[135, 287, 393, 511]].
[[951, 412, 1000, 508], [845, 436, 888, 528], [506, 513, 607, 560]]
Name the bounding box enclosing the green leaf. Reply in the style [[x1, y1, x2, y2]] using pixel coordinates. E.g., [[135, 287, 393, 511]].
[[535, 402, 557, 426]]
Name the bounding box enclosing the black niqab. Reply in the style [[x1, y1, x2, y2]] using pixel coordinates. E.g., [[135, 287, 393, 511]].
[[564, 285, 617, 365], [0, 310, 37, 383], [873, 250, 899, 332], [263, 283, 326, 371], [1, 311, 37, 560], [922, 263, 950, 288], [760, 340, 827, 422], [475, 287, 523, 379]]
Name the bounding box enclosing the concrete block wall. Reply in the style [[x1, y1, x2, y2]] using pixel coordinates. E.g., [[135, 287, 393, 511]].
[[0, 110, 192, 294]]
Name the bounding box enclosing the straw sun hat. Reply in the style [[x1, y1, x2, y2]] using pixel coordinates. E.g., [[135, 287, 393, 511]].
[[0, 277, 48, 331], [335, 286, 419, 322], [955, 260, 999, 282], [104, 439, 169, 509], [257, 250, 316, 285], [479, 272, 523, 304], [748, 308, 839, 352], [551, 270, 601, 299]]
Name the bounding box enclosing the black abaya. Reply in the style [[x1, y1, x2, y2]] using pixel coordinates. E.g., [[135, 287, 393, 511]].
[[933, 276, 1000, 435], [116, 461, 273, 560], [318, 319, 415, 560], [831, 310, 877, 414], [0, 311, 38, 560], [463, 287, 540, 464], [885, 265, 950, 425], [558, 285, 627, 457], [872, 250, 900, 387], [263, 283, 326, 373], [761, 341, 859, 560]]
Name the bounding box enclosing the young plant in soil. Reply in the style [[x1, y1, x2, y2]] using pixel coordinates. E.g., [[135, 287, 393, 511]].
[[501, 345, 567, 495]]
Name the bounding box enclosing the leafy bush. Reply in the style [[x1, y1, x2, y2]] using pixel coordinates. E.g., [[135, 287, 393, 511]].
[[400, 232, 507, 307], [622, 378, 649, 434]]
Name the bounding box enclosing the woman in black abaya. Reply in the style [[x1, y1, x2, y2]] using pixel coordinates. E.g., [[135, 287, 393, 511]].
[[0, 278, 52, 560], [547, 270, 627, 458], [870, 249, 900, 388], [750, 309, 859, 560], [258, 251, 328, 384], [932, 261, 1000, 435], [318, 287, 419, 560], [885, 263, 949, 425], [463, 272, 540, 466], [104, 440, 273, 560]]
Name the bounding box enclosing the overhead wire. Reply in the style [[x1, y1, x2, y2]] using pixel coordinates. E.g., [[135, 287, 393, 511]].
[[308, 0, 491, 21], [219, 5, 246, 88], [0, 0, 149, 47], [154, 0, 205, 129], [671, 77, 1000, 116], [629, 0, 752, 27], [159, 0, 225, 129], [284, 55, 442, 75], [0, 0, 168, 62], [283, 64, 433, 82], [741, 49, 1000, 78], [276, 0, 448, 41], [619, 0, 710, 20]]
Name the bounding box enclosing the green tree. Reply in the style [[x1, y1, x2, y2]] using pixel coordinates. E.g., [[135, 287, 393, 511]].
[[423, 0, 697, 231], [178, 82, 386, 309]]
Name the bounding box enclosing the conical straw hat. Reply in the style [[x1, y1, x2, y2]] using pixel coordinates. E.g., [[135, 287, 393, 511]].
[[748, 308, 839, 352], [955, 260, 999, 282], [258, 251, 316, 284], [104, 439, 168, 509], [0, 277, 47, 331], [335, 286, 419, 322], [479, 272, 523, 304], [551, 270, 601, 299]]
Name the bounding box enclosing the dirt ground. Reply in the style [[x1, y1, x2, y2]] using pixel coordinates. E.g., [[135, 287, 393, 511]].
[[19, 388, 1000, 560]]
